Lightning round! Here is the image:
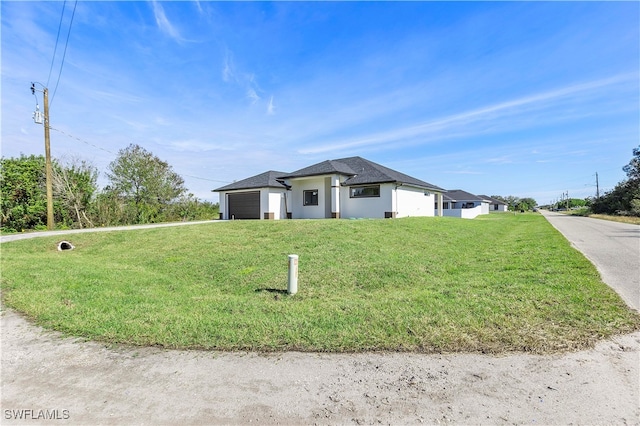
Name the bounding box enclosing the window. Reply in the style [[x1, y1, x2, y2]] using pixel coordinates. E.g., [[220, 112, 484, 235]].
[[303, 190, 318, 206], [443, 202, 450, 209], [350, 185, 380, 198]]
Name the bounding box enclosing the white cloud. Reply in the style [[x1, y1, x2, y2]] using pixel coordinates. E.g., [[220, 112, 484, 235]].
[[222, 51, 234, 83], [267, 96, 275, 115], [299, 73, 637, 155], [151, 1, 181, 41], [246, 88, 260, 104]]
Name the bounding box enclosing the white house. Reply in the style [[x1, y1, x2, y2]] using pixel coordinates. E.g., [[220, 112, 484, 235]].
[[439, 190, 491, 219], [478, 195, 509, 212], [214, 156, 445, 220]]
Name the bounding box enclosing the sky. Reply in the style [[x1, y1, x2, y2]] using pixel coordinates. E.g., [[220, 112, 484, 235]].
[[2, 1, 638, 205]]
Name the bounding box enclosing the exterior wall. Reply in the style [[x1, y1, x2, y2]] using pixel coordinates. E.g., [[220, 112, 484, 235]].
[[290, 176, 328, 219], [341, 183, 393, 219], [219, 191, 227, 219], [287, 177, 439, 219], [266, 189, 288, 219], [395, 185, 435, 218], [443, 205, 482, 219], [480, 201, 489, 215]]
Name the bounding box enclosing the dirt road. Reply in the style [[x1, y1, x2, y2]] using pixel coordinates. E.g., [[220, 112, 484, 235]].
[[2, 308, 639, 425]]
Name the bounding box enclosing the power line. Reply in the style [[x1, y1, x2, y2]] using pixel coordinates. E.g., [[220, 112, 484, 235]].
[[50, 0, 77, 107], [47, 1, 67, 87], [49, 125, 114, 155], [47, 126, 231, 184]]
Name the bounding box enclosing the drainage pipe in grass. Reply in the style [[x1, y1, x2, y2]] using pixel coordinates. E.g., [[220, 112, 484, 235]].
[[288, 254, 298, 295]]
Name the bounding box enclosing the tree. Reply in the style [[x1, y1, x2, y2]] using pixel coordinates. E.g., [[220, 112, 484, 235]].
[[106, 144, 186, 223], [52, 158, 99, 228], [0, 155, 48, 231], [590, 146, 640, 216]]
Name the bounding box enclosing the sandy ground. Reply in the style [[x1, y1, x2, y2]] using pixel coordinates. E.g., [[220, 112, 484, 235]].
[[1, 308, 639, 425]]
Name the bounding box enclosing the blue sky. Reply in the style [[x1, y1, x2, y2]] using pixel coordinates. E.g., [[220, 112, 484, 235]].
[[2, 1, 638, 204]]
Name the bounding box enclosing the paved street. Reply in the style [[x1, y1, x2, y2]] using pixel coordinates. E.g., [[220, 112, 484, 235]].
[[541, 210, 640, 311]]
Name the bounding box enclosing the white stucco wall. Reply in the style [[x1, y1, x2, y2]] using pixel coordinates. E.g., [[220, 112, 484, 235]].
[[395, 185, 435, 218], [266, 189, 288, 219], [443, 205, 482, 219], [340, 183, 393, 219], [290, 176, 328, 219]]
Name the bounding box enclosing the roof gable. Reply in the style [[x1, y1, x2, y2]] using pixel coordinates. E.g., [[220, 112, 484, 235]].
[[214, 170, 288, 192], [280, 156, 444, 191]]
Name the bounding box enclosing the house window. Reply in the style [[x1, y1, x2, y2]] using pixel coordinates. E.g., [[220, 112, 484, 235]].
[[303, 190, 318, 206], [350, 185, 380, 198], [443, 202, 449, 209]]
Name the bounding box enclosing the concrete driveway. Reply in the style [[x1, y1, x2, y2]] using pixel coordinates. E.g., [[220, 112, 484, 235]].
[[540, 210, 640, 311]]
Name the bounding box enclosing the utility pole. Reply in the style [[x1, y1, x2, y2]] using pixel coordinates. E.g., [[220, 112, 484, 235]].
[[32, 83, 54, 230], [595, 172, 600, 199], [43, 88, 54, 230]]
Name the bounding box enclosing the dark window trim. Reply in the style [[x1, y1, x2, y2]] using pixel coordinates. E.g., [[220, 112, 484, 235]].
[[303, 189, 318, 206], [350, 185, 381, 198]]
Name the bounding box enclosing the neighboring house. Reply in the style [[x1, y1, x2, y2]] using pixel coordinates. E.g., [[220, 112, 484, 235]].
[[438, 190, 490, 219], [478, 195, 509, 212], [214, 156, 445, 220]]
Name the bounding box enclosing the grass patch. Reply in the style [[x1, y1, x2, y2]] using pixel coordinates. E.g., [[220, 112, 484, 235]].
[[588, 214, 640, 225], [561, 208, 640, 224], [2, 214, 639, 353]]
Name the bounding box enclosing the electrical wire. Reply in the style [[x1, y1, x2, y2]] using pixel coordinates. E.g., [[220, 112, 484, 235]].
[[47, 1, 67, 87], [50, 0, 77, 108], [47, 126, 231, 184]]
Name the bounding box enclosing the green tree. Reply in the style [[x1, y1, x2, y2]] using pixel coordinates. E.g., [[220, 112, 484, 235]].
[[106, 144, 186, 224], [0, 155, 48, 232], [591, 145, 640, 216], [622, 146, 640, 183]]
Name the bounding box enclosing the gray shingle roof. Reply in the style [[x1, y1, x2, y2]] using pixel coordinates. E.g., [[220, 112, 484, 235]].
[[478, 195, 508, 205], [443, 190, 486, 202], [279, 156, 444, 191], [213, 170, 289, 192]]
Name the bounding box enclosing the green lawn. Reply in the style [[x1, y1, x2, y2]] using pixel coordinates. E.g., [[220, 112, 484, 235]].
[[2, 213, 638, 353]]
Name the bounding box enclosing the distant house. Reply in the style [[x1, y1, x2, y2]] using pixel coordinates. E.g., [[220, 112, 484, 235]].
[[478, 195, 509, 212], [438, 190, 490, 219], [214, 156, 445, 220]]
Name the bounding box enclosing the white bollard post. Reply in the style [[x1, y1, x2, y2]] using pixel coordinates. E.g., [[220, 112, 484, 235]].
[[288, 254, 298, 295]]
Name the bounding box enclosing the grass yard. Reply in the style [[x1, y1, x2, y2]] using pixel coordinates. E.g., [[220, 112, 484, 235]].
[[1, 213, 639, 353]]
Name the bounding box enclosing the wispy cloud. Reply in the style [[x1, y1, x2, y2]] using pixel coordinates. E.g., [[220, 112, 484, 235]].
[[267, 96, 275, 115], [299, 73, 636, 155], [222, 50, 234, 83], [151, 1, 181, 41], [246, 88, 260, 104]]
